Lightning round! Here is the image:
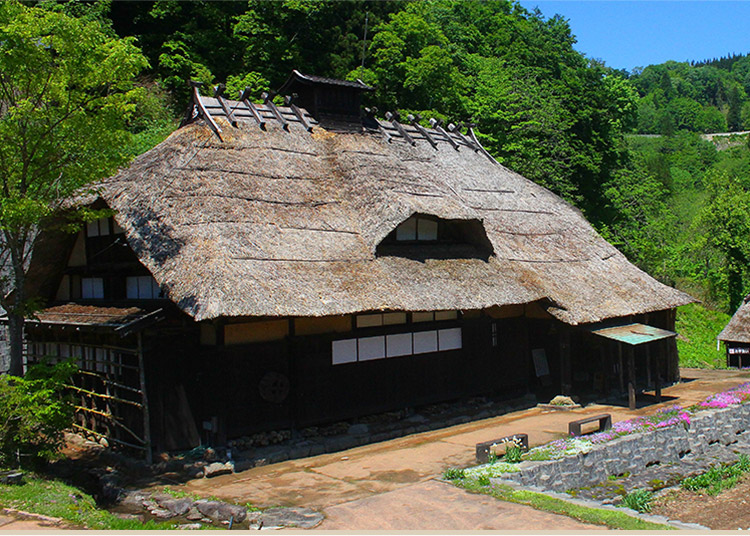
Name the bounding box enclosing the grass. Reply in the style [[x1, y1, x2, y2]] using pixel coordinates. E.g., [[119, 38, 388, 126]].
[[681, 454, 750, 495], [0, 474, 178, 530], [453, 478, 674, 530], [622, 488, 654, 513], [676, 302, 731, 369]]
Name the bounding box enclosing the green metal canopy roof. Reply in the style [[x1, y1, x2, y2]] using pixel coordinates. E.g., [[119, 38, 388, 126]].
[[590, 323, 677, 346]]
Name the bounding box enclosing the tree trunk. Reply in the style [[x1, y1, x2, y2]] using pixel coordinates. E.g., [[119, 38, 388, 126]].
[[5, 231, 27, 377], [7, 311, 24, 376]]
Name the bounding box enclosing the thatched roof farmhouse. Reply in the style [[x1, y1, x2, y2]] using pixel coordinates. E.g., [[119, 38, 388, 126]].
[[719, 296, 750, 367], [21, 71, 693, 456]]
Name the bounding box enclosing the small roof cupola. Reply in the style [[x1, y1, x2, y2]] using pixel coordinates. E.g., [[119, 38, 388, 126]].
[[278, 69, 374, 130]]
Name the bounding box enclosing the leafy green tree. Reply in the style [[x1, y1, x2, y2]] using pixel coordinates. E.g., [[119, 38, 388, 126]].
[[0, 360, 76, 467], [698, 171, 750, 311], [727, 85, 744, 132], [0, 2, 147, 376]]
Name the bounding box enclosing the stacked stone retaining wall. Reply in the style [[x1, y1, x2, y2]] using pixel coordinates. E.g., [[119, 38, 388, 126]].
[[498, 405, 750, 493]]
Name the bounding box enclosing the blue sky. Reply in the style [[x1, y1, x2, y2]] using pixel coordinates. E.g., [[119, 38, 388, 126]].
[[517, 1, 750, 72]]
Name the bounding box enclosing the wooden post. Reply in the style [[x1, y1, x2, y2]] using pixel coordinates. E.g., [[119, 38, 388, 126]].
[[628, 345, 636, 410], [655, 348, 662, 403], [137, 333, 152, 465], [560, 328, 572, 395], [618, 344, 624, 394], [645, 344, 652, 389]]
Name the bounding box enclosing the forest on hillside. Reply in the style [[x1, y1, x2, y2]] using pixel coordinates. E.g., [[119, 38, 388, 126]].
[[36, 0, 750, 315]]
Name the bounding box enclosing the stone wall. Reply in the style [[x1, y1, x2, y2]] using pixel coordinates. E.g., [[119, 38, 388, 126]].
[[498, 405, 750, 493]]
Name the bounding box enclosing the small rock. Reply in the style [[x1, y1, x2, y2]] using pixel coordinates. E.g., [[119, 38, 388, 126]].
[[114, 513, 143, 522], [0, 472, 24, 485], [195, 500, 221, 519], [149, 507, 174, 519], [216, 503, 248, 523], [258, 507, 324, 529], [204, 461, 234, 478], [185, 507, 203, 521], [178, 523, 203, 530], [203, 448, 217, 462], [161, 498, 193, 516]]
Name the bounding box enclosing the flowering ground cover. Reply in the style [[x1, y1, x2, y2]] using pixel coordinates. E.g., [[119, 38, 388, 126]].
[[517, 383, 750, 463], [698, 382, 750, 409]]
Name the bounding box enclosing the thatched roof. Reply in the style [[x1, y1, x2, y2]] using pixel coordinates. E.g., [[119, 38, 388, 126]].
[[719, 298, 750, 343], [78, 86, 693, 326]]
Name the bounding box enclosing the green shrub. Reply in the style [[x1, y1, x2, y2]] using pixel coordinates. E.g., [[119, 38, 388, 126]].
[[0, 360, 76, 468], [622, 488, 653, 513], [504, 444, 523, 463], [442, 467, 465, 480]]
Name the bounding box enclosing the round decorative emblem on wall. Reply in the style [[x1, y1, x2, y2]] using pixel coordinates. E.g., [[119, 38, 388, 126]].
[[258, 371, 290, 403]]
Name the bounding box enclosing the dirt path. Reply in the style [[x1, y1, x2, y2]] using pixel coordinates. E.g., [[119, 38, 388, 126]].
[[163, 368, 750, 530], [317, 479, 599, 530], [0, 509, 73, 531]]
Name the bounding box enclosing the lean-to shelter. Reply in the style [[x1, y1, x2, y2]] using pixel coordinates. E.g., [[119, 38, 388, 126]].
[[18, 70, 693, 456]]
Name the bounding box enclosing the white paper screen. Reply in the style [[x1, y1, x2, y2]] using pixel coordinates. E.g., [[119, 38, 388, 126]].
[[418, 218, 438, 240], [386, 333, 412, 357], [413, 330, 438, 354], [81, 278, 104, 299], [332, 339, 358, 365], [358, 336, 386, 361], [396, 217, 417, 240], [438, 328, 462, 350]]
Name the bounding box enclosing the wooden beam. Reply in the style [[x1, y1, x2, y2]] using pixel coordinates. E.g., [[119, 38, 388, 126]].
[[76, 370, 143, 395], [407, 114, 438, 149], [138, 333, 153, 465], [430, 118, 459, 150], [66, 384, 143, 408], [239, 88, 266, 129], [190, 82, 222, 138], [385, 112, 415, 145], [284, 95, 313, 132], [628, 345, 636, 410], [213, 84, 238, 127], [262, 92, 289, 130]]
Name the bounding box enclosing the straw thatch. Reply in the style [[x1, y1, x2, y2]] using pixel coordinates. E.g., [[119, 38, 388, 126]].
[[719, 298, 750, 343], [83, 97, 692, 326]]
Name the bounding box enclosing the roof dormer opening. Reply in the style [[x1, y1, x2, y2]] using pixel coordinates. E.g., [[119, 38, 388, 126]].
[[376, 214, 494, 261]]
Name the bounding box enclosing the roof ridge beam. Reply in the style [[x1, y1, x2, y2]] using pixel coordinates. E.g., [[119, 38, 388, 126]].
[[429, 118, 459, 150], [385, 112, 415, 146], [190, 81, 222, 138], [213, 84, 238, 127], [284, 95, 313, 132], [407, 114, 438, 150], [448, 123, 478, 152], [239, 88, 266, 130], [262, 91, 289, 131]]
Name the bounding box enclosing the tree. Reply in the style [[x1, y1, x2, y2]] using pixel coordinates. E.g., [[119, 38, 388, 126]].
[[698, 171, 750, 311], [0, 2, 147, 376]]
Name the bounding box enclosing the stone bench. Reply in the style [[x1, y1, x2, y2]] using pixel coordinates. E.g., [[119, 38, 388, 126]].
[[475, 433, 529, 463], [568, 414, 611, 437]]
